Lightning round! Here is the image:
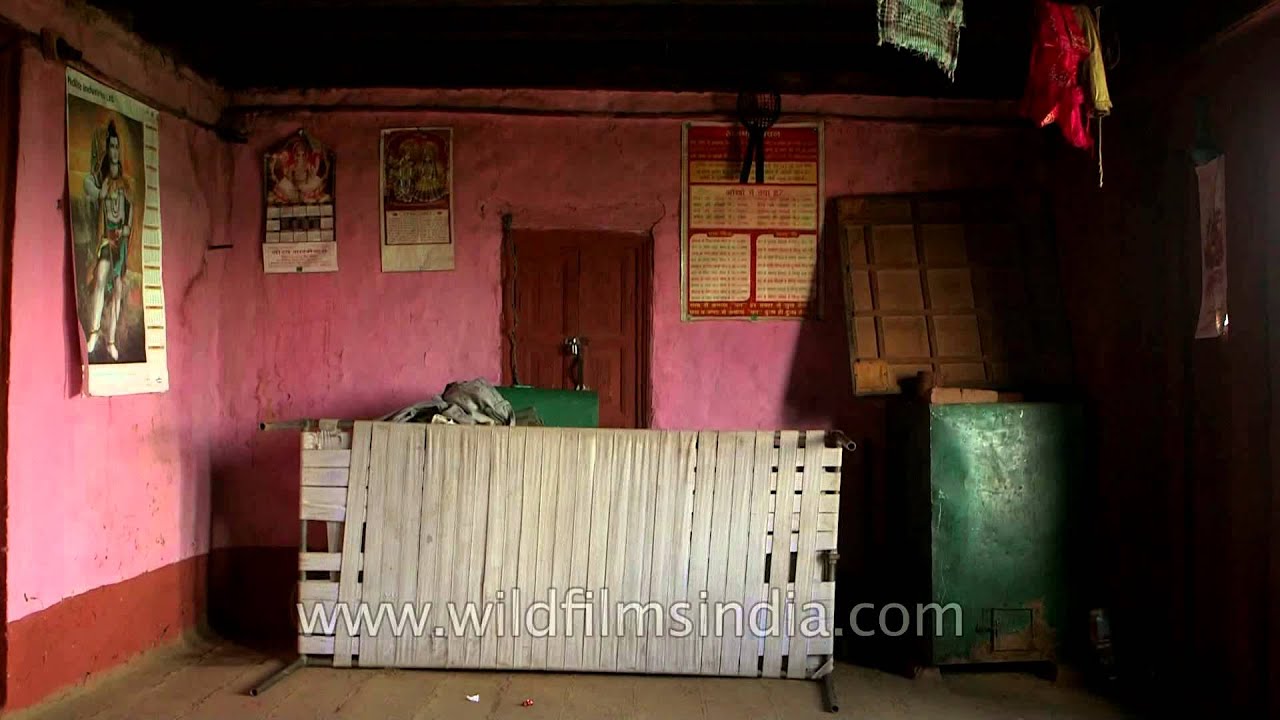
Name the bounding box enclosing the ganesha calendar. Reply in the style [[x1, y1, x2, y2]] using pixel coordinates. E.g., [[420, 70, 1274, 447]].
[[263, 129, 338, 273]]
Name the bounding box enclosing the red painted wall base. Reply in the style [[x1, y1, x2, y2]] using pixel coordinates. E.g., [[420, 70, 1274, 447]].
[[4, 555, 207, 711]]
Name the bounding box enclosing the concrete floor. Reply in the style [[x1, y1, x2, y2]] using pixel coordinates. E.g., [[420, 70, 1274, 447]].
[[11, 638, 1135, 720]]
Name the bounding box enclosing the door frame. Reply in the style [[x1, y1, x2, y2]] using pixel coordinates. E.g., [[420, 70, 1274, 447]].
[[500, 222, 654, 428], [0, 31, 19, 709]]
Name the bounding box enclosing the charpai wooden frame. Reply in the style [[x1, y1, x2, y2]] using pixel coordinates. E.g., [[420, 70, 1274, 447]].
[[296, 422, 842, 679]]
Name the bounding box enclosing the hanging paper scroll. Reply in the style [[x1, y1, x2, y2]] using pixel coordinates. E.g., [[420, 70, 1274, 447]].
[[65, 68, 168, 396], [263, 129, 337, 273], [1194, 155, 1228, 339], [680, 122, 823, 320], [379, 127, 455, 272]]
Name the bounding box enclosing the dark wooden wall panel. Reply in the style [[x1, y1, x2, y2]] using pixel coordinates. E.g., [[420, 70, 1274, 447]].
[[1050, 13, 1280, 715]]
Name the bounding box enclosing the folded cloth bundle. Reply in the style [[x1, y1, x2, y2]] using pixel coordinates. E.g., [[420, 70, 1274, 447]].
[[379, 378, 515, 426]]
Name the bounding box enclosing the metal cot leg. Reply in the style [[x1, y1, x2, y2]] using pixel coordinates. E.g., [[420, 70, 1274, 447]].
[[250, 656, 308, 696]]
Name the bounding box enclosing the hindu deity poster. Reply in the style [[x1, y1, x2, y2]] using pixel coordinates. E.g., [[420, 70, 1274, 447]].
[[1194, 155, 1228, 339], [263, 129, 337, 273], [379, 127, 455, 272], [65, 68, 169, 396]]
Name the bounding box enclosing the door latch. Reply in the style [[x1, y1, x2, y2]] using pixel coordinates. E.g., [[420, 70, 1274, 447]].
[[564, 336, 589, 391]]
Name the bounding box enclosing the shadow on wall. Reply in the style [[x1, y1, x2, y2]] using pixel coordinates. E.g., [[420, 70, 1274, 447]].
[[781, 198, 888, 666], [206, 434, 298, 654], [779, 198, 880, 435], [205, 391, 422, 652]]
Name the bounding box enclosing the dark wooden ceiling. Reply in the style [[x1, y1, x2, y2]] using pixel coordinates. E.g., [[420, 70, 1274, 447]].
[[85, 0, 1271, 98]]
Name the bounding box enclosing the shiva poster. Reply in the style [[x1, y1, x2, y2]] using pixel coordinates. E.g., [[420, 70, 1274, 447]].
[[65, 68, 168, 396]]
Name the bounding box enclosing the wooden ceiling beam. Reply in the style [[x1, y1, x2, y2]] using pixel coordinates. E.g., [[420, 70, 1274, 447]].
[[87, 0, 1030, 96], [242, 0, 863, 7]]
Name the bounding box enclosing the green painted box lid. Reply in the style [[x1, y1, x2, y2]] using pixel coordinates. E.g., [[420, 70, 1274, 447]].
[[496, 386, 599, 428]]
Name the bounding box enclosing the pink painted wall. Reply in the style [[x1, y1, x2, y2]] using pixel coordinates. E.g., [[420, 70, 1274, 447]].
[[215, 90, 1043, 548], [0, 0, 1043, 647], [3, 0, 230, 624]]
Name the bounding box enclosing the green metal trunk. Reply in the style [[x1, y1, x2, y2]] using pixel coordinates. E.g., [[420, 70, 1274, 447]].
[[884, 401, 1083, 670], [495, 385, 600, 427]]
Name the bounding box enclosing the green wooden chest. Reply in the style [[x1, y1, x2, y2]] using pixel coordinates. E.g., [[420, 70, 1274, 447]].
[[880, 400, 1085, 672]]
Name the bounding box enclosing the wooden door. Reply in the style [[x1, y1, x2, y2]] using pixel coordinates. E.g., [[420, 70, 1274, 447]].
[[502, 229, 651, 428]]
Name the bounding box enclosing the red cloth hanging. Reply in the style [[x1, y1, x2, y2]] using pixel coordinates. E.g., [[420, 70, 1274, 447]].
[[1021, 0, 1093, 149]]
